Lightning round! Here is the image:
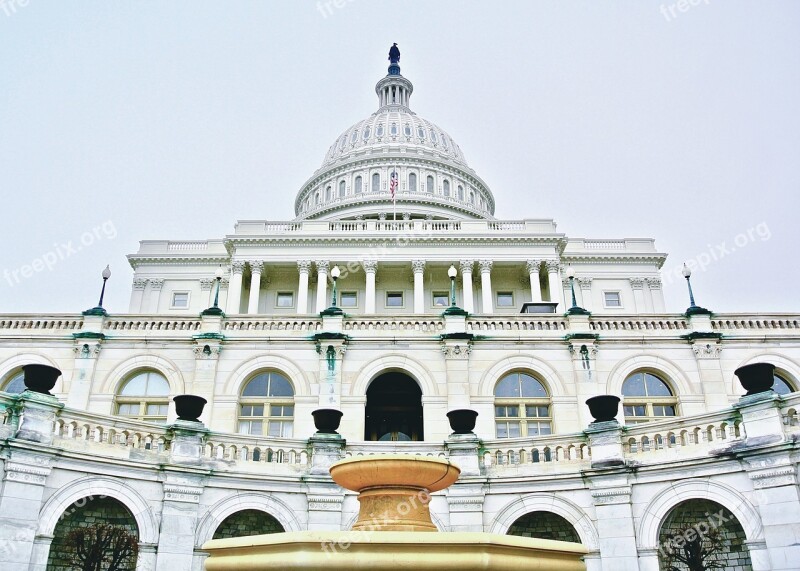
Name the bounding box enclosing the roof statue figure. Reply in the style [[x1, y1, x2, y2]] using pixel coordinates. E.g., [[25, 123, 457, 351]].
[[389, 43, 400, 64]]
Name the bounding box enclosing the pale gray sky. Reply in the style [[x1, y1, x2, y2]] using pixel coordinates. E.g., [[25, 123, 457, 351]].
[[1, 1, 798, 314]]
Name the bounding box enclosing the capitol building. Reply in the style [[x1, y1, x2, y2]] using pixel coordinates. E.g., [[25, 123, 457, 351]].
[[1, 48, 799, 571]]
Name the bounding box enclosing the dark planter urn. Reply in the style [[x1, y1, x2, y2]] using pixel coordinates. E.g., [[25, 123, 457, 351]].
[[586, 395, 621, 424], [447, 409, 479, 434], [312, 408, 343, 434], [22, 364, 62, 395], [173, 395, 207, 422], [734, 363, 776, 396]]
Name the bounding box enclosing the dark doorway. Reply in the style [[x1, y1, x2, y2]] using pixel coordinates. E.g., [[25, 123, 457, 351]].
[[364, 372, 423, 441]]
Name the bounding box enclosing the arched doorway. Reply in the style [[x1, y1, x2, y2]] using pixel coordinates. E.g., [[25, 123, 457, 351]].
[[364, 371, 423, 441], [213, 509, 284, 540], [507, 511, 581, 543], [47, 496, 139, 571], [657, 499, 752, 570]]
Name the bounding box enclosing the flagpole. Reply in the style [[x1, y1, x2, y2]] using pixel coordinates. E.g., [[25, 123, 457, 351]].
[[393, 165, 397, 224]]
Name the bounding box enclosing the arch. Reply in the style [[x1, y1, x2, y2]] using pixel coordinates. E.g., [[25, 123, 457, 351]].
[[350, 354, 439, 397], [733, 352, 800, 394], [37, 476, 159, 544], [0, 353, 62, 392], [194, 492, 303, 547], [606, 354, 695, 398], [99, 354, 185, 396], [222, 354, 311, 397], [489, 493, 599, 551], [636, 479, 764, 550], [479, 355, 567, 398]]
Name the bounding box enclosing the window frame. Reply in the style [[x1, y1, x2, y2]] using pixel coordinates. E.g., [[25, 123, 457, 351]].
[[1, 371, 25, 394], [432, 291, 449, 309], [237, 370, 295, 438], [115, 370, 171, 424], [496, 291, 515, 308], [603, 291, 623, 308], [385, 291, 405, 308], [170, 291, 190, 309], [275, 291, 295, 309], [494, 371, 552, 439], [622, 371, 679, 424], [340, 291, 358, 308]]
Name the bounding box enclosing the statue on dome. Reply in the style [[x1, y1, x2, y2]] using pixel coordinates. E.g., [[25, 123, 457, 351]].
[[388, 43, 400, 64]]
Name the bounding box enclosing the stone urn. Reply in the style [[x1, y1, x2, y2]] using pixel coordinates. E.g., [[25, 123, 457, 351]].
[[22, 364, 62, 395], [173, 394, 207, 422], [734, 363, 776, 396], [446, 409, 478, 434], [586, 395, 621, 423], [312, 408, 343, 434]]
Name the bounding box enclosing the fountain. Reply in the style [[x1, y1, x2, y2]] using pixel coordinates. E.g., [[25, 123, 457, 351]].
[[202, 454, 587, 570]]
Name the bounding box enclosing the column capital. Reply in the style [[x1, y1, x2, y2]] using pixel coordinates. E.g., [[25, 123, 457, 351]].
[[297, 260, 313, 274], [133, 277, 149, 290], [363, 259, 378, 273], [577, 277, 593, 289], [629, 277, 645, 289], [459, 259, 474, 274], [645, 277, 662, 289], [247, 260, 264, 273], [478, 259, 493, 273], [199, 278, 214, 291], [315, 260, 330, 274], [526, 259, 543, 274], [411, 259, 426, 274], [544, 259, 561, 273], [230, 260, 246, 274], [149, 278, 165, 290]]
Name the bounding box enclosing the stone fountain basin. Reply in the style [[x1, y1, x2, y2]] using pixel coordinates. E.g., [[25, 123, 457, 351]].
[[202, 531, 588, 570], [329, 454, 460, 493]]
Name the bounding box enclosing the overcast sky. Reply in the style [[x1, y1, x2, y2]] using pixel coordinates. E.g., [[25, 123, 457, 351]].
[[1, 1, 798, 314]]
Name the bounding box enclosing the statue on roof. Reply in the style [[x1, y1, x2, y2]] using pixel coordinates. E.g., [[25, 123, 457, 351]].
[[388, 43, 400, 64]]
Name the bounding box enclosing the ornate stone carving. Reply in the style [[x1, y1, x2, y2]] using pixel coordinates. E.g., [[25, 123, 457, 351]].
[[402, 212, 411, 220], [526, 260, 542, 275], [149, 278, 164, 290], [194, 344, 222, 359], [441, 342, 472, 359], [590, 486, 631, 505], [629, 277, 645, 289], [297, 260, 313, 274], [163, 483, 202, 503], [544, 260, 560, 273], [248, 260, 264, 274], [74, 342, 102, 359], [315, 260, 330, 274], [411, 260, 426, 274], [577, 277, 593, 289], [645, 277, 662, 289], [692, 342, 721, 359], [748, 466, 797, 489], [362, 259, 378, 273], [219, 278, 229, 289], [379, 213, 387, 220], [199, 278, 214, 291], [459, 260, 474, 274], [307, 495, 344, 511], [478, 259, 493, 274], [132, 278, 148, 290], [231, 260, 246, 274]]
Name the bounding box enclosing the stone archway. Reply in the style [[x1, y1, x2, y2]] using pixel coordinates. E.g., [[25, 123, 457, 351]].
[[507, 511, 581, 543], [364, 371, 423, 441], [212, 509, 284, 540]]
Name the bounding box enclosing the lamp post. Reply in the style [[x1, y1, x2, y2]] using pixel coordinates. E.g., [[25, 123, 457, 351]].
[[442, 264, 467, 316], [202, 267, 225, 316], [565, 266, 590, 316], [83, 265, 112, 316], [321, 265, 343, 316], [681, 263, 710, 315]]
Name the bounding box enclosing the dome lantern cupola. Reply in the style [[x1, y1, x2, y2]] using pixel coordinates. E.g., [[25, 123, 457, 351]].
[[376, 43, 413, 109]]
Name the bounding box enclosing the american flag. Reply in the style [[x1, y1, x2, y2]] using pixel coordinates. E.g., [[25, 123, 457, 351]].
[[390, 169, 398, 200]]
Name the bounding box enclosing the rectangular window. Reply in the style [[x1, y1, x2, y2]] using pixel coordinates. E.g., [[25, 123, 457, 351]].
[[386, 292, 404, 307], [268, 420, 293, 438], [432, 291, 449, 308], [624, 405, 647, 417], [526, 421, 552, 436], [171, 292, 189, 309], [340, 292, 358, 308], [118, 403, 138, 416], [525, 405, 550, 418], [652, 405, 676, 417], [496, 292, 514, 307], [604, 291, 622, 308], [238, 420, 263, 435], [276, 292, 294, 308], [496, 421, 521, 439]]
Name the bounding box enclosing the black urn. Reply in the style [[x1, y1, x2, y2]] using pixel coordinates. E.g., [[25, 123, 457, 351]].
[[312, 408, 343, 434], [734, 363, 776, 396], [22, 364, 62, 395], [447, 409, 479, 434], [586, 395, 621, 423], [173, 395, 207, 422]]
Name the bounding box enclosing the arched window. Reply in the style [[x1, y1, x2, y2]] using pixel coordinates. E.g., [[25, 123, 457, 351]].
[[417, 126, 426, 140], [404, 123, 412, 137], [494, 372, 551, 438], [443, 180, 450, 197], [363, 126, 371, 140], [426, 175, 434, 193], [1, 371, 25, 394], [429, 129, 438, 143], [457, 185, 464, 200], [390, 123, 398, 136], [314, 191, 320, 205], [350, 130, 358, 143], [376, 124, 384, 137], [470, 191, 475, 204], [773, 372, 796, 395], [338, 180, 346, 198], [354, 176, 362, 194], [325, 186, 332, 201], [116, 370, 170, 423], [372, 173, 380, 192], [408, 172, 417, 192], [238, 371, 294, 437], [622, 371, 678, 424]]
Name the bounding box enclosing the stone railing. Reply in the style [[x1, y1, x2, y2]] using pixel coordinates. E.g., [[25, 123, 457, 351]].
[[222, 317, 323, 332], [481, 433, 591, 470], [467, 316, 568, 332], [53, 408, 171, 454], [344, 441, 447, 459], [104, 316, 202, 332], [0, 316, 83, 331], [203, 433, 309, 467], [780, 393, 800, 433], [343, 317, 444, 333], [588, 316, 689, 333], [711, 315, 800, 332]]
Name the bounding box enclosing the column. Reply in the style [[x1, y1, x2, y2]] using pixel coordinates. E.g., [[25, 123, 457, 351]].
[[129, 278, 148, 312], [646, 277, 665, 312], [629, 278, 646, 313], [479, 259, 493, 314], [225, 260, 245, 314], [155, 471, 204, 569], [363, 260, 377, 313], [526, 260, 542, 302], [199, 278, 214, 308], [247, 260, 263, 314], [578, 277, 593, 311], [589, 474, 640, 571], [66, 339, 103, 410], [297, 260, 312, 314], [315, 260, 329, 313], [460, 260, 474, 313], [545, 260, 563, 310], [147, 278, 164, 313], [412, 260, 425, 314]]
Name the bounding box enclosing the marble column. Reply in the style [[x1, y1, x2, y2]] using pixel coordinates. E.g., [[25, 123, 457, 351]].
[[199, 278, 214, 308], [147, 278, 164, 313], [545, 260, 563, 310], [225, 260, 245, 314], [247, 260, 263, 314], [630, 278, 646, 313], [297, 260, 312, 314], [526, 260, 542, 302], [363, 260, 377, 313], [646, 277, 665, 312], [315, 260, 330, 313], [412, 260, 425, 314], [479, 259, 493, 314], [130, 278, 148, 312], [578, 277, 593, 311], [460, 260, 474, 313]]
